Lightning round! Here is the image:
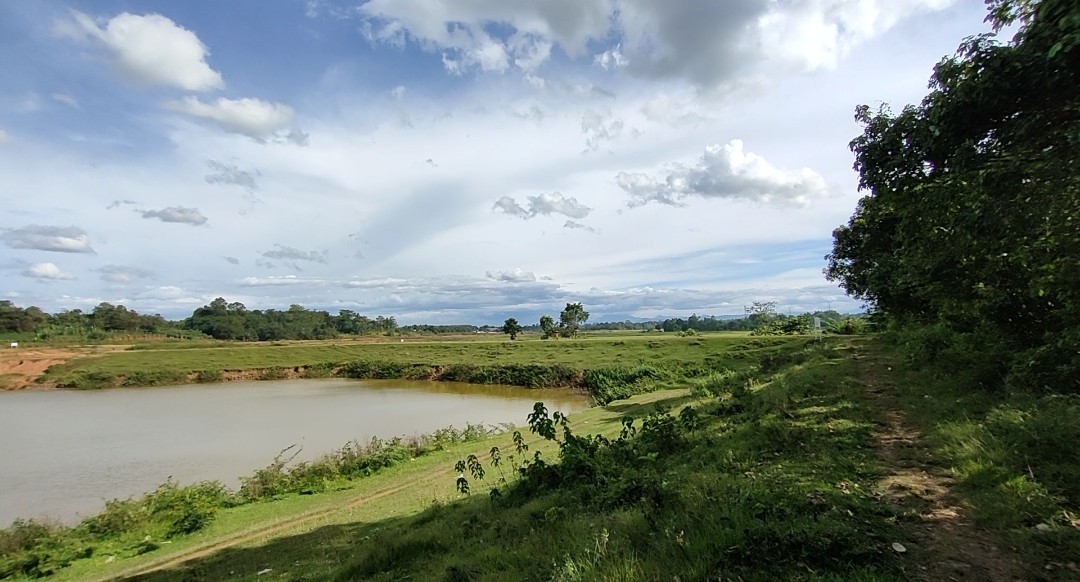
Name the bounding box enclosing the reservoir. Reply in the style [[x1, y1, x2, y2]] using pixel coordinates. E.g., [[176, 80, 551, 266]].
[[0, 379, 589, 525]]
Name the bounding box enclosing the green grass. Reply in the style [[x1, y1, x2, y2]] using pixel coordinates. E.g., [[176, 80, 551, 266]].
[[41, 334, 800, 402], [4, 339, 922, 582], [105, 340, 909, 582], [11, 335, 1074, 581], [855, 339, 1080, 574]]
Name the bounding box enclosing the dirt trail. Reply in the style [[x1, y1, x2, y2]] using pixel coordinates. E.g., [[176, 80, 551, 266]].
[[854, 345, 1027, 582], [0, 348, 78, 389]]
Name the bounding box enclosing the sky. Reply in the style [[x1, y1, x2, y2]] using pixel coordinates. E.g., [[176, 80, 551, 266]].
[[0, 0, 998, 324]]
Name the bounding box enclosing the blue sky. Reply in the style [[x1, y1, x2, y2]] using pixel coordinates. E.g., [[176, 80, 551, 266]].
[[0, 0, 997, 323]]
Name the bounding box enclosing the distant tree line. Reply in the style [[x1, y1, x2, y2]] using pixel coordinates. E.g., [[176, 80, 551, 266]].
[[3, 297, 863, 344], [0, 298, 400, 342], [182, 299, 397, 341], [1, 300, 175, 340]]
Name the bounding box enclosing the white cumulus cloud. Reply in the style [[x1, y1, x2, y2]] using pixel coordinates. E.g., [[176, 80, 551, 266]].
[[97, 265, 153, 283], [22, 263, 76, 281], [166, 97, 295, 139], [2, 226, 95, 254], [616, 140, 828, 208], [351, 0, 956, 88], [493, 192, 592, 220], [140, 206, 209, 226], [64, 11, 224, 91]]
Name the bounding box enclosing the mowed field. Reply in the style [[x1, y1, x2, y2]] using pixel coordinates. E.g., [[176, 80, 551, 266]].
[[41, 332, 790, 385]]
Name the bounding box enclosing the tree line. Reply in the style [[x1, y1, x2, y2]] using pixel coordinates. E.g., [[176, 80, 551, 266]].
[[500, 303, 861, 339], [826, 0, 1080, 392]]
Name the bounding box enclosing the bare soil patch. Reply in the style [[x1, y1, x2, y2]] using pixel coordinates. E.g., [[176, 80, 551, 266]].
[[0, 349, 80, 390]]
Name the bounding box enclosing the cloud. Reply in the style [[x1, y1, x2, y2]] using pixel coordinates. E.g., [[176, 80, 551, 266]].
[[0, 129, 8, 144], [2, 225, 95, 254], [391, 85, 406, 99], [261, 245, 328, 264], [564, 220, 599, 234], [594, 46, 628, 70], [616, 140, 828, 208], [205, 160, 259, 191], [641, 93, 705, 127], [223, 256, 240, 265], [352, 0, 954, 89], [166, 97, 295, 139], [493, 192, 592, 220], [97, 265, 153, 283], [239, 275, 321, 287], [581, 109, 624, 151], [62, 11, 224, 91], [106, 199, 137, 209], [278, 129, 310, 146], [22, 263, 76, 281], [141, 206, 209, 226], [52, 93, 79, 108], [486, 268, 537, 283]]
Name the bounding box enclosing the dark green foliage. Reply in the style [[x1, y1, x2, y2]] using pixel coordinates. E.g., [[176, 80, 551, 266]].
[[582, 365, 667, 404], [194, 369, 224, 383], [183, 299, 399, 341], [0, 481, 232, 579], [558, 303, 590, 338], [826, 0, 1080, 393], [58, 371, 117, 390], [238, 425, 494, 502], [500, 318, 523, 340], [120, 370, 188, 387]]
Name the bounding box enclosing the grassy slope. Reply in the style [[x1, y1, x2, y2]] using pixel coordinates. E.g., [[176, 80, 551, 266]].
[[42, 334, 775, 379], [45, 390, 685, 582], [11, 335, 1077, 581], [114, 339, 910, 582]]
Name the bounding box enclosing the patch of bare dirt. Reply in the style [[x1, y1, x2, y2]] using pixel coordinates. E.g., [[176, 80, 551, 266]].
[[0, 349, 79, 390], [854, 345, 1029, 582]]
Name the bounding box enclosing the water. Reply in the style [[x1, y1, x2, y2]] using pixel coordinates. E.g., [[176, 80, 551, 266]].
[[0, 379, 589, 525]]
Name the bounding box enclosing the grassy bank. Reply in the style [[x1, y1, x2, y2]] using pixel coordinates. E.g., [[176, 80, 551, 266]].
[[40, 334, 799, 405], [117, 339, 910, 582]]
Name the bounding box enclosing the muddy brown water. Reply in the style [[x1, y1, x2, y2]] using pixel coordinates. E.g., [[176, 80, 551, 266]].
[[0, 379, 589, 525]]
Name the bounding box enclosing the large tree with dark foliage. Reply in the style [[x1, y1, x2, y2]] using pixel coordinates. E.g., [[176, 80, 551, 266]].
[[826, 0, 1080, 391]]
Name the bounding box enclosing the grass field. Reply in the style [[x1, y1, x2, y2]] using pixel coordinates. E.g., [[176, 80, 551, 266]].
[[6, 334, 1078, 581], [38, 332, 794, 401]]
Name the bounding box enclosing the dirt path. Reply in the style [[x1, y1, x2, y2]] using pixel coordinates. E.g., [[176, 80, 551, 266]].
[[0, 348, 78, 389], [853, 344, 1028, 582]]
